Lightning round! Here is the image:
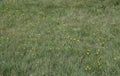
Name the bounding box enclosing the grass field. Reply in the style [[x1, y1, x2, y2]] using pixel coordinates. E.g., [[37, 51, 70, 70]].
[[0, 0, 120, 76]]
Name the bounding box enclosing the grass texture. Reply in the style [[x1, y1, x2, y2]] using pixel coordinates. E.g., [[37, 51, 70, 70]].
[[0, 0, 120, 76]]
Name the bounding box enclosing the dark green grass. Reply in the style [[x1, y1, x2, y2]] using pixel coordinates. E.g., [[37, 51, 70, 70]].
[[0, 0, 120, 76]]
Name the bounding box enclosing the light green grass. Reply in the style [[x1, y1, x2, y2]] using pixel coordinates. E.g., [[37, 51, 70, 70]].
[[0, 0, 120, 76]]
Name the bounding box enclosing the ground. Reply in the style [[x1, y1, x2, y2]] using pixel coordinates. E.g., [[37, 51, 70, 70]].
[[0, 0, 120, 76]]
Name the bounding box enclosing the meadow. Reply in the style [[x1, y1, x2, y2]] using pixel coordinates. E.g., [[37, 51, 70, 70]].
[[0, 0, 120, 76]]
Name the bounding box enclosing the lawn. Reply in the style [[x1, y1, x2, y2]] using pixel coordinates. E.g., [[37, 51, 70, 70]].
[[0, 0, 120, 76]]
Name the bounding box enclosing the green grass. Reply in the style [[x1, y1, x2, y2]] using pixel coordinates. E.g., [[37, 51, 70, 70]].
[[0, 0, 120, 76]]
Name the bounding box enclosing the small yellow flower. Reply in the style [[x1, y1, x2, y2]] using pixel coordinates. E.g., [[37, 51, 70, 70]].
[[86, 52, 90, 55], [95, 49, 100, 55], [73, 38, 76, 41], [113, 57, 117, 60], [86, 49, 90, 55], [70, 38, 72, 40], [32, 48, 35, 51], [85, 66, 91, 71], [49, 48, 52, 51], [28, 50, 32, 52]]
